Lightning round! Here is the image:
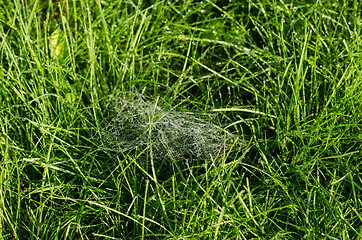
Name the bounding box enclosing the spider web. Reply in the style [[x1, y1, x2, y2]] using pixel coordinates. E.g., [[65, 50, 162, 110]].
[[98, 93, 244, 164]]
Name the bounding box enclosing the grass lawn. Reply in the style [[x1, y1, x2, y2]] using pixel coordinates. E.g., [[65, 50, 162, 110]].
[[0, 0, 361, 239]]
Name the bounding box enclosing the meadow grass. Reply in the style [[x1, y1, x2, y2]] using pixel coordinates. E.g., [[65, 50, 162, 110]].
[[0, 0, 361, 239]]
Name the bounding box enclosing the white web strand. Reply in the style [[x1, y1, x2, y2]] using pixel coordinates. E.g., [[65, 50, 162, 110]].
[[98, 94, 243, 164]]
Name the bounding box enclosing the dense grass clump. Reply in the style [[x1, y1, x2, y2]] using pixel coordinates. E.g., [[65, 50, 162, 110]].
[[0, 0, 361, 239]]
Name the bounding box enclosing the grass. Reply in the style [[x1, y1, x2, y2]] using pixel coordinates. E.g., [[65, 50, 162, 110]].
[[0, 0, 361, 239]]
